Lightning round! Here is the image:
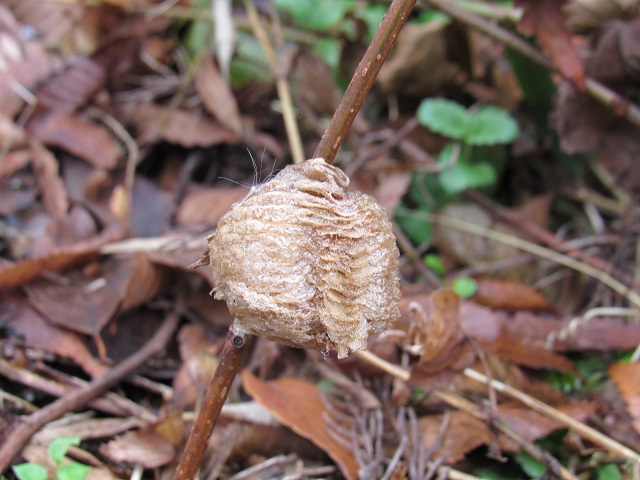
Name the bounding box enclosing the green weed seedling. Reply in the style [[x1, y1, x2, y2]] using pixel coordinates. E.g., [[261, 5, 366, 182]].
[[396, 98, 519, 246], [11, 437, 91, 480], [417, 98, 519, 195]]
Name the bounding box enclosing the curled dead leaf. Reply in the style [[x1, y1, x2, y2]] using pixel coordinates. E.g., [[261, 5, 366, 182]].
[[242, 370, 359, 480]]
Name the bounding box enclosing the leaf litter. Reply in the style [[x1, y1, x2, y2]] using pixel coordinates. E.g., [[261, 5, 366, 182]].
[[0, 0, 639, 478]]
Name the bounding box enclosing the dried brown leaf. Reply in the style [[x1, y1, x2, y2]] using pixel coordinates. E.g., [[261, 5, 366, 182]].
[[373, 171, 411, 212], [609, 362, 640, 435], [24, 254, 168, 336], [175, 185, 248, 227], [128, 104, 240, 148], [460, 302, 574, 371], [516, 0, 586, 89], [195, 53, 243, 134], [419, 410, 491, 464], [292, 49, 341, 117], [404, 289, 467, 367], [498, 401, 596, 451], [29, 113, 121, 169], [0, 220, 121, 291], [419, 401, 596, 463], [99, 429, 176, 468], [433, 203, 544, 280], [0, 112, 26, 149], [377, 19, 463, 97], [3, 294, 106, 376], [30, 141, 69, 222], [173, 324, 219, 409], [0, 5, 54, 117], [0, 149, 30, 178], [6, 1, 101, 56], [242, 370, 359, 480], [473, 277, 552, 312], [129, 176, 174, 238], [34, 57, 105, 113]]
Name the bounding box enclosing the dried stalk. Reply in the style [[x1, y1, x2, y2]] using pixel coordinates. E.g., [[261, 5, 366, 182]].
[[243, 0, 304, 164], [174, 328, 251, 480], [313, 0, 417, 164], [353, 350, 640, 465]]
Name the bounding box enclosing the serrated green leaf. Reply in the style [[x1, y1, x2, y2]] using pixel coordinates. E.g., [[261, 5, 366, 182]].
[[451, 276, 477, 298], [13, 464, 48, 480], [417, 98, 469, 140], [464, 106, 519, 145], [514, 452, 547, 478], [439, 160, 496, 194], [56, 463, 91, 480], [49, 437, 81, 464]]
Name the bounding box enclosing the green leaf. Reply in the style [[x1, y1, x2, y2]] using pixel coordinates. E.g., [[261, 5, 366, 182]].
[[464, 106, 519, 145], [56, 463, 91, 480], [229, 60, 270, 88], [423, 254, 446, 276], [394, 205, 432, 245], [597, 464, 622, 480], [229, 33, 270, 88], [514, 452, 547, 478], [313, 38, 341, 72], [275, 0, 354, 31], [439, 160, 496, 194], [356, 4, 387, 42], [13, 464, 48, 480], [451, 276, 477, 298], [49, 437, 81, 464], [417, 98, 469, 140]]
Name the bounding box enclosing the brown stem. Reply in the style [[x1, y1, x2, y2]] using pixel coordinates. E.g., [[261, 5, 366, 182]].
[[0, 311, 179, 472], [313, 0, 417, 164], [174, 327, 252, 480]]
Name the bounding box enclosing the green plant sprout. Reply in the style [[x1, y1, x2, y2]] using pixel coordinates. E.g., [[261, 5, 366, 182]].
[[450, 276, 478, 298], [417, 98, 519, 194], [11, 437, 91, 480], [396, 98, 519, 246]]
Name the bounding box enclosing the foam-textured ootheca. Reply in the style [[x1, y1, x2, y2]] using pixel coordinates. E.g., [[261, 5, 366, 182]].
[[203, 158, 400, 358]]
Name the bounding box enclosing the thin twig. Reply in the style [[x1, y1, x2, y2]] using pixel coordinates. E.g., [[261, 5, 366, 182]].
[[244, 0, 304, 164], [464, 190, 636, 288], [462, 368, 640, 464], [313, 0, 417, 164], [430, 212, 640, 308], [432, 390, 579, 480], [0, 360, 156, 421], [422, 0, 640, 128], [174, 327, 252, 480], [0, 310, 179, 471], [354, 350, 640, 465]]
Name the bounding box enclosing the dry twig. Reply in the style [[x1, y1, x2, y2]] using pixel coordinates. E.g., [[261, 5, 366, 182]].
[[313, 0, 417, 164], [0, 310, 179, 471]]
